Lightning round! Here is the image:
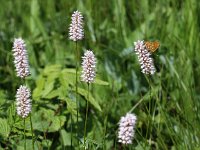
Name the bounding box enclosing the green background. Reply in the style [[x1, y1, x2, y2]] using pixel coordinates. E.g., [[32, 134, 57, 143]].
[[0, 0, 200, 149]]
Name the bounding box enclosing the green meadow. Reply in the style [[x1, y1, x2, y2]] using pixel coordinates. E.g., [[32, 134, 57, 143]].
[[0, 0, 200, 149]]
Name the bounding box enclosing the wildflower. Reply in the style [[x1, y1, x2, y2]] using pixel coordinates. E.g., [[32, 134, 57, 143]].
[[12, 38, 30, 78], [81, 50, 96, 83], [16, 85, 31, 118], [118, 113, 137, 145], [134, 40, 156, 75], [69, 10, 84, 41]]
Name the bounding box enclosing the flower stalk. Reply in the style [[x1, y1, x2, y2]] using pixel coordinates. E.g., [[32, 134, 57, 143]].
[[81, 50, 96, 148], [69, 10, 84, 148]]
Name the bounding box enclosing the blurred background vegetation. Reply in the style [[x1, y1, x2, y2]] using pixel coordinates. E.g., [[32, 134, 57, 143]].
[[0, 0, 200, 149]]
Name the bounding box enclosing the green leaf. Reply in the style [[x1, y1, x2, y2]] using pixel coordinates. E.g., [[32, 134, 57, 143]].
[[0, 118, 10, 139], [44, 88, 61, 99], [94, 78, 109, 85], [78, 88, 102, 112], [33, 75, 45, 100], [64, 98, 77, 116], [61, 69, 77, 86], [16, 139, 38, 150], [59, 73, 69, 90], [62, 68, 76, 74], [7, 103, 17, 126], [32, 108, 66, 132], [60, 129, 71, 146], [43, 64, 62, 75], [41, 81, 55, 98]]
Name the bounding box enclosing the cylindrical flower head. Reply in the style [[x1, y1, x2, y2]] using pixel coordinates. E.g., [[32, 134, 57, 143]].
[[12, 38, 30, 78], [134, 40, 156, 75], [118, 113, 137, 145], [81, 50, 96, 83], [69, 10, 84, 41], [16, 85, 32, 118]]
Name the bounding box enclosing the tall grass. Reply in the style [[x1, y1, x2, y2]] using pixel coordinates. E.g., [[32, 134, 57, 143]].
[[0, 0, 200, 149]]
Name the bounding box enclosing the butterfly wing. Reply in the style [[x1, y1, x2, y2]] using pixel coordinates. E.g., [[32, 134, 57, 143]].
[[145, 41, 160, 52], [152, 41, 160, 52]]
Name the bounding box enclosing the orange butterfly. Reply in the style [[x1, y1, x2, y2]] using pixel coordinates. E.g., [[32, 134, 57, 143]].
[[145, 41, 160, 53]]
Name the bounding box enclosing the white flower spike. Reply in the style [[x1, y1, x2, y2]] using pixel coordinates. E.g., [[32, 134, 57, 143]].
[[69, 10, 84, 41], [81, 50, 96, 83], [12, 38, 30, 78], [118, 113, 137, 145], [16, 85, 32, 118], [134, 40, 156, 75]]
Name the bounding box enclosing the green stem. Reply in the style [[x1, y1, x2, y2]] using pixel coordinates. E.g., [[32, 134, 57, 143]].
[[145, 75, 153, 145], [84, 83, 89, 149], [148, 76, 152, 144], [45, 133, 49, 149], [75, 41, 79, 147], [24, 118, 26, 150], [129, 97, 145, 113], [70, 113, 73, 150], [30, 115, 34, 150]]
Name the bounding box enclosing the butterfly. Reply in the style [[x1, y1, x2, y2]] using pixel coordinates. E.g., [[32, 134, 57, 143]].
[[145, 41, 160, 53]]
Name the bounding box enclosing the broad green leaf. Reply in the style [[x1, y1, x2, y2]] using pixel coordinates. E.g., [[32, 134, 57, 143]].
[[57, 86, 69, 99], [41, 81, 55, 98], [59, 73, 69, 90], [62, 68, 76, 74], [61, 69, 77, 86], [94, 78, 109, 85], [64, 98, 77, 116], [0, 118, 10, 139], [43, 65, 62, 75], [60, 129, 71, 146], [17, 139, 43, 150], [33, 75, 45, 100], [78, 88, 102, 112], [32, 108, 66, 132], [7, 103, 17, 126], [44, 88, 61, 99]]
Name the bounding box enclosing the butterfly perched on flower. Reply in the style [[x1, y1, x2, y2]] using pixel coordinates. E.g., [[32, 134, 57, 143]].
[[145, 41, 160, 53]]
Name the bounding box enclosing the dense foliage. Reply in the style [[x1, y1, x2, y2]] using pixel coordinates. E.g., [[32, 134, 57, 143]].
[[0, 0, 200, 149]]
